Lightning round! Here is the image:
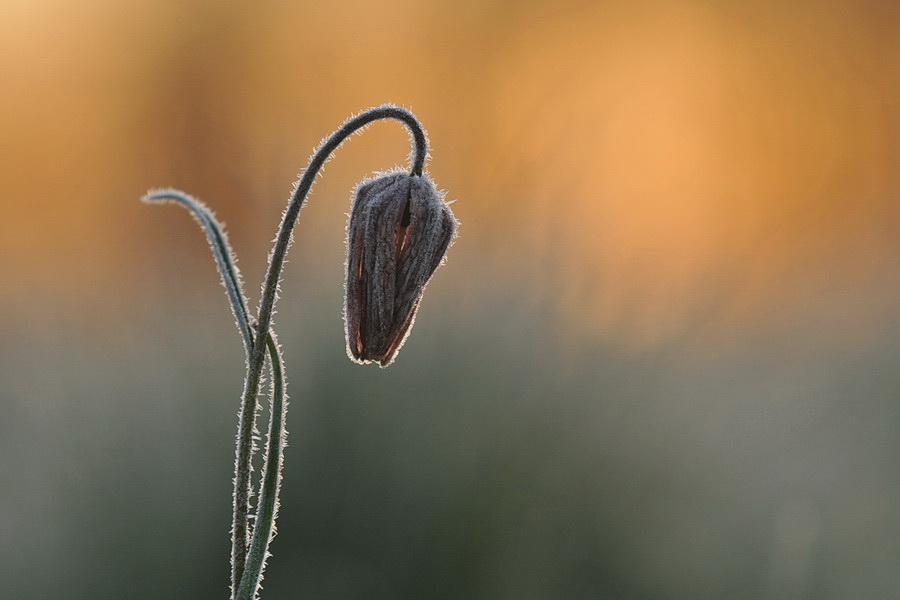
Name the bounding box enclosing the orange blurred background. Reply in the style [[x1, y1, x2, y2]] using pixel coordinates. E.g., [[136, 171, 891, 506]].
[[2, 0, 900, 349], [2, 1, 900, 598]]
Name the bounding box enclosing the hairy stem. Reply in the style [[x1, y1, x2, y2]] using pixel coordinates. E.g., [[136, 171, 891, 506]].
[[141, 190, 254, 353], [142, 190, 287, 599], [231, 104, 428, 595], [235, 330, 287, 600]]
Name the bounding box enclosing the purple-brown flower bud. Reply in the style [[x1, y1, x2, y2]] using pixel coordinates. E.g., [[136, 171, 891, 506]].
[[344, 172, 457, 367]]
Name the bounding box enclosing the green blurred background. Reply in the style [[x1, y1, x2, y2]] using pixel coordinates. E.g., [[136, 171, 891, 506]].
[[2, 0, 900, 598]]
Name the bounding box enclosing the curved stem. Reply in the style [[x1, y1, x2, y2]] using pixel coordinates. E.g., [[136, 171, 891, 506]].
[[143, 189, 287, 599], [142, 189, 254, 355], [231, 104, 428, 593]]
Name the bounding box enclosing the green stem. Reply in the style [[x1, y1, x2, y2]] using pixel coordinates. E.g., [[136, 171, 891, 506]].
[[235, 331, 287, 600], [142, 190, 286, 599], [141, 190, 254, 353], [231, 105, 428, 596]]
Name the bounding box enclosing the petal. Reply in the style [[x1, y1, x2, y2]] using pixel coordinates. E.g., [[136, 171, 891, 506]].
[[360, 175, 409, 357], [392, 178, 457, 337]]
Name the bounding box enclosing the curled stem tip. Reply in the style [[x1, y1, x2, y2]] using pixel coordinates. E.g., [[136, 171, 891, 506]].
[[142, 188, 253, 353], [251, 104, 429, 366]]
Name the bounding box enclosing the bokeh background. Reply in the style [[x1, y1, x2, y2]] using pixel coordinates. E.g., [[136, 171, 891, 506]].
[[2, 0, 900, 598]]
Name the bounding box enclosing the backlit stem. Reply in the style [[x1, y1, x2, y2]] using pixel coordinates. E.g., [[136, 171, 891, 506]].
[[231, 105, 428, 596]]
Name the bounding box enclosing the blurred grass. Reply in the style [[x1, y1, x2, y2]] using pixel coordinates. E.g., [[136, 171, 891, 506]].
[[4, 271, 900, 598]]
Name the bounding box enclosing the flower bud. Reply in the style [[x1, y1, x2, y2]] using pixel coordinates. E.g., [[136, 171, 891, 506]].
[[344, 172, 457, 367]]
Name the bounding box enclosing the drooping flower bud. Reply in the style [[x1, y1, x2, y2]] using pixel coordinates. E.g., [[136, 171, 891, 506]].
[[344, 172, 457, 367]]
